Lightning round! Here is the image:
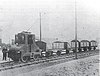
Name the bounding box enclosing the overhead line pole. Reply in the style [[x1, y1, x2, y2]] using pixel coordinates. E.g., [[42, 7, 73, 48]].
[[40, 12, 42, 41], [75, 0, 78, 59]]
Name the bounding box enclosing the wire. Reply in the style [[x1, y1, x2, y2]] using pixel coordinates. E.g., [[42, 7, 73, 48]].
[[26, 18, 39, 32]]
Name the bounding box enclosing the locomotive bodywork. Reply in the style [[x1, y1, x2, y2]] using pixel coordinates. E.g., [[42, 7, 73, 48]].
[[8, 31, 41, 62], [36, 41, 46, 51], [35, 41, 46, 56]]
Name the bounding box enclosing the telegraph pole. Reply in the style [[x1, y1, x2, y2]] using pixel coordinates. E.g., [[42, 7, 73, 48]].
[[75, 0, 78, 59], [40, 12, 42, 41]]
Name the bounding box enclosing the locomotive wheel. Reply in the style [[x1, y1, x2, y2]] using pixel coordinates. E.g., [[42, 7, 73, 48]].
[[56, 51, 61, 56], [21, 56, 30, 62], [73, 50, 75, 53], [45, 52, 50, 57], [79, 49, 82, 52]]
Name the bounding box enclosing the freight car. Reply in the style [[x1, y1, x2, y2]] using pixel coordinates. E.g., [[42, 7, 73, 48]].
[[80, 40, 90, 51], [51, 41, 70, 55], [90, 40, 97, 50], [71, 40, 97, 52], [35, 41, 71, 56], [71, 40, 80, 52]]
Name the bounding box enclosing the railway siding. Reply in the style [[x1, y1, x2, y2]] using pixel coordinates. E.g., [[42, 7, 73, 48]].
[[0, 50, 99, 72], [0, 50, 99, 76]]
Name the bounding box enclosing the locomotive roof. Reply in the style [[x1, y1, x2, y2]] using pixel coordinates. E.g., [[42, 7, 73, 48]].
[[17, 31, 35, 35], [36, 41, 46, 44], [21, 31, 31, 34]]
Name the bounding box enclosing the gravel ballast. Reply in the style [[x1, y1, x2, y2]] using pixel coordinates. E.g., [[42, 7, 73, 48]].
[[0, 54, 99, 76]]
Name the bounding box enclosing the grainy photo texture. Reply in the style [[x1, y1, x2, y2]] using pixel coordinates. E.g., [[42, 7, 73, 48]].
[[0, 0, 100, 76]]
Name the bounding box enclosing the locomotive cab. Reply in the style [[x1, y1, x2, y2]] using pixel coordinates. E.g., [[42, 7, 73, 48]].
[[8, 31, 41, 62]]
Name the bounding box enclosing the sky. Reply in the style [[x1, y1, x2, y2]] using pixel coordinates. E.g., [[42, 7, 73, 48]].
[[0, 0, 100, 43]]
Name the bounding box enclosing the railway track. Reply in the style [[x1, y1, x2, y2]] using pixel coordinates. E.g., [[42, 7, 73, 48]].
[[0, 50, 99, 72]]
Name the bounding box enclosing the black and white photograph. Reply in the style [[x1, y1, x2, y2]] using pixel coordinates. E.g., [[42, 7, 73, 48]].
[[0, 0, 100, 76]]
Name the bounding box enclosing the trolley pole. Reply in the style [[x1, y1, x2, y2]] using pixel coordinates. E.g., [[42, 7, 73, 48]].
[[40, 12, 42, 41], [75, 0, 78, 59]]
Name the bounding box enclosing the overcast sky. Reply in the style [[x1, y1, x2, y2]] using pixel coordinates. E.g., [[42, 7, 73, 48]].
[[0, 0, 100, 43]]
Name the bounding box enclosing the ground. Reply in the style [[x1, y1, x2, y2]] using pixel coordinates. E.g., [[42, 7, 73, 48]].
[[0, 50, 99, 76], [17, 55, 100, 76]]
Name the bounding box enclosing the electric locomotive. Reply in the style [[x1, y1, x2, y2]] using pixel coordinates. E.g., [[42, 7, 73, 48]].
[[8, 31, 42, 62]]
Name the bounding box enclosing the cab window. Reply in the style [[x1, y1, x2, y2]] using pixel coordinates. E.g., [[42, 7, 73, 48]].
[[28, 35, 33, 44], [15, 34, 25, 44], [35, 50, 40, 52]]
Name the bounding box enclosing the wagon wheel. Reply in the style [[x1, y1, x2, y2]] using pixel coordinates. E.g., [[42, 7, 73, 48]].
[[94, 47, 96, 50], [56, 51, 61, 56], [21, 56, 30, 62], [45, 52, 50, 57], [66, 50, 69, 54], [50, 51, 53, 56]]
